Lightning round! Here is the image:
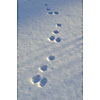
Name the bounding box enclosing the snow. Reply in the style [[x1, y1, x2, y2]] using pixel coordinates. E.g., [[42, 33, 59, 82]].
[[17, 0, 83, 100]]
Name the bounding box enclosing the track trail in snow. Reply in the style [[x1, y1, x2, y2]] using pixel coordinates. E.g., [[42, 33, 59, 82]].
[[31, 3, 62, 88], [18, 0, 83, 100]]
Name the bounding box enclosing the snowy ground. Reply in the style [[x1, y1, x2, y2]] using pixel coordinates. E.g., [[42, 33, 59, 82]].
[[17, 0, 83, 100]]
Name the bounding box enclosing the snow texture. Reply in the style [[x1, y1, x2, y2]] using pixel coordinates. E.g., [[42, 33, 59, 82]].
[[17, 0, 83, 100]]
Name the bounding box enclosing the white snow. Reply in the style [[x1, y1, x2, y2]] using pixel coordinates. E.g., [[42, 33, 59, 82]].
[[18, 0, 83, 100]]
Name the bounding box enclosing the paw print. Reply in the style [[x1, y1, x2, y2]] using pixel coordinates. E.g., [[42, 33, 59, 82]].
[[47, 55, 55, 61], [31, 75, 41, 84], [39, 65, 48, 72], [54, 37, 61, 43], [38, 77, 48, 88]]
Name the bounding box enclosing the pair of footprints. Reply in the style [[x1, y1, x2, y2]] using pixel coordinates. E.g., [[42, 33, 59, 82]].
[[44, 3, 59, 15], [31, 74, 47, 88]]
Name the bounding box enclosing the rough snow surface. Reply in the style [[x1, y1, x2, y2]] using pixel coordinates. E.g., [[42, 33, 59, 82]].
[[18, 0, 83, 100]]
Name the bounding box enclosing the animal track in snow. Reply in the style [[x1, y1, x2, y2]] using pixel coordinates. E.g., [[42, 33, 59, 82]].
[[48, 35, 55, 41], [47, 11, 59, 15], [31, 75, 48, 88], [47, 11, 53, 15], [54, 37, 62, 43], [31, 75, 41, 84], [38, 77, 48, 88], [44, 4, 48, 6], [54, 11, 59, 15], [48, 35, 62, 43], [46, 8, 51, 11], [39, 65, 48, 72], [52, 30, 59, 35], [56, 24, 62, 27], [45, 3, 59, 16], [31, 3, 62, 88], [47, 55, 55, 61]]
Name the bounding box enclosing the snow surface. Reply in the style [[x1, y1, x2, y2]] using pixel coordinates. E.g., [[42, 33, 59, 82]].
[[17, 0, 83, 100]]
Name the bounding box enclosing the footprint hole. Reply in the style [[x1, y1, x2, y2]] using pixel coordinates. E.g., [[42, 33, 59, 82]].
[[56, 24, 62, 27], [47, 55, 55, 61], [46, 8, 51, 11], [39, 77, 48, 87], [44, 4, 48, 6], [48, 12, 53, 15], [32, 75, 41, 84], [54, 11, 59, 15], [52, 30, 59, 34], [55, 37, 61, 43], [39, 65, 48, 72], [48, 36, 55, 41]]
